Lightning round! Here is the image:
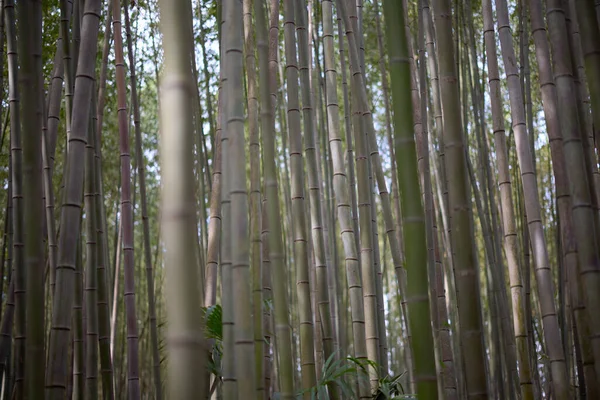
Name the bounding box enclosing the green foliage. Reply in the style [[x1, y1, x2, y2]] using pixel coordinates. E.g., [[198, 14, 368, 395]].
[[373, 372, 417, 400], [202, 304, 223, 341], [298, 354, 418, 400]]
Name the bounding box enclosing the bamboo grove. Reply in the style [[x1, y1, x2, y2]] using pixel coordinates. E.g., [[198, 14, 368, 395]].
[[1, 0, 600, 399]]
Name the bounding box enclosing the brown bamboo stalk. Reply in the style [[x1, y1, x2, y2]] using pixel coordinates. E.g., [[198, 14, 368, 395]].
[[111, 0, 141, 397]]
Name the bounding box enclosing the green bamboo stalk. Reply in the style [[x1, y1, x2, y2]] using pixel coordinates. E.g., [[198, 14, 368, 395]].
[[242, 3, 265, 397], [295, 1, 337, 394], [384, 1, 438, 399], [156, 0, 208, 397], [336, 14, 360, 261], [224, 0, 257, 396], [261, 197, 272, 400], [219, 1, 236, 396], [372, 0, 404, 264], [322, 2, 371, 398], [342, 2, 413, 379], [204, 90, 222, 309], [281, 1, 318, 395], [336, 1, 381, 391], [256, 0, 295, 397]]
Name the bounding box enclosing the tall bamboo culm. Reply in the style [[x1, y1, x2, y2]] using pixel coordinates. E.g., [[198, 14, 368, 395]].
[[482, 0, 533, 397], [431, 0, 489, 397], [18, 0, 45, 398], [322, 1, 370, 398], [492, 0, 570, 397], [282, 1, 318, 396], [242, 0, 265, 398], [256, 0, 296, 397], [111, 0, 141, 396], [157, 0, 208, 398], [45, 0, 103, 397], [384, 1, 438, 399], [295, 1, 337, 393]]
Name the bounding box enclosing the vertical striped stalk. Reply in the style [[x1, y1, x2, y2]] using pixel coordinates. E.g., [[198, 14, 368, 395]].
[[336, 14, 360, 261], [18, 0, 45, 397], [527, 0, 600, 394], [4, 1, 23, 396], [282, 1, 318, 395], [566, 1, 600, 212], [343, 0, 411, 374], [565, 7, 600, 397], [463, 3, 518, 392], [493, 0, 570, 397], [372, 0, 404, 264], [574, 0, 600, 165], [204, 93, 222, 308], [261, 200, 272, 400], [84, 83, 100, 400], [336, 1, 381, 391], [481, 0, 534, 397], [45, 0, 103, 397], [384, 1, 438, 399], [322, 2, 370, 398], [123, 5, 162, 398], [242, 1, 264, 397], [94, 5, 116, 397], [44, 0, 72, 294], [219, 1, 236, 396], [73, 239, 84, 400], [58, 0, 74, 157], [256, 0, 296, 397], [544, 0, 600, 387], [421, 1, 459, 397], [156, 0, 208, 397], [431, 0, 489, 397], [295, 0, 337, 391], [311, 22, 342, 360], [225, 0, 257, 396], [111, 1, 141, 396]]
